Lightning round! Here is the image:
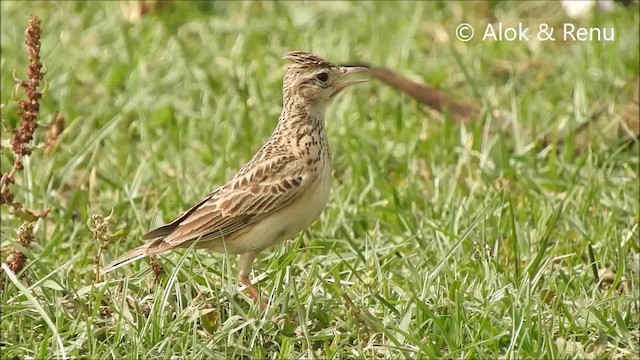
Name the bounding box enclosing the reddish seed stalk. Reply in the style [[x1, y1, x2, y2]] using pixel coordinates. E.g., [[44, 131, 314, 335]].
[[2, 16, 49, 274], [1, 16, 44, 209]]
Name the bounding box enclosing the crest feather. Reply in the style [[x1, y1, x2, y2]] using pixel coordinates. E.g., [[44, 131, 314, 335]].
[[282, 51, 335, 69]]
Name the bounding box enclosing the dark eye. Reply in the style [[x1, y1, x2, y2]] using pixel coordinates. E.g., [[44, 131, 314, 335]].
[[316, 72, 329, 82]]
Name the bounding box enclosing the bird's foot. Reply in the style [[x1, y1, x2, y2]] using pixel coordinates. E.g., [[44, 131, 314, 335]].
[[240, 276, 267, 309]]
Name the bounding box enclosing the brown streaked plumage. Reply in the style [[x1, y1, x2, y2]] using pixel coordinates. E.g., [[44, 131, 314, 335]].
[[102, 51, 368, 306]]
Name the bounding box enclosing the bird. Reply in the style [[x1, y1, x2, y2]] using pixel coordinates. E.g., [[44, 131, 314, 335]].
[[102, 51, 368, 305]]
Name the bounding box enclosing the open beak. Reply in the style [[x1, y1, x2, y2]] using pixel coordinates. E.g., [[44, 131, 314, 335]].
[[332, 66, 369, 95]]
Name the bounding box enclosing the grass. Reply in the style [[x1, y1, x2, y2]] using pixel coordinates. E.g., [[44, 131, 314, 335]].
[[1, 1, 638, 358]]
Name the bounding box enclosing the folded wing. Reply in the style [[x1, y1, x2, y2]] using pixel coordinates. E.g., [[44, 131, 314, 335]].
[[143, 154, 309, 252]]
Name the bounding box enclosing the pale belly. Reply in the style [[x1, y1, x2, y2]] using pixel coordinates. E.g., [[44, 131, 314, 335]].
[[211, 168, 332, 254]]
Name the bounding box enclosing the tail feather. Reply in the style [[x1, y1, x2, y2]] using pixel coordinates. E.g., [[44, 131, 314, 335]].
[[101, 245, 150, 275]]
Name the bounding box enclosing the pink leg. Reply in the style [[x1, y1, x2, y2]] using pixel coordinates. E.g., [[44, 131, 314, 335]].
[[237, 252, 266, 308]]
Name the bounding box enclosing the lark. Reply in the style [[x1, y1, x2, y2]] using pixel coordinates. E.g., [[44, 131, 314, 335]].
[[102, 51, 367, 304]]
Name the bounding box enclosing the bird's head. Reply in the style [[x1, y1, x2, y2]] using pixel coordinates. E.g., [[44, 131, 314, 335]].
[[281, 51, 368, 106]]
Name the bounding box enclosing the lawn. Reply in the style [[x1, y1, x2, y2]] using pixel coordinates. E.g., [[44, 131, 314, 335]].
[[1, 1, 638, 359]]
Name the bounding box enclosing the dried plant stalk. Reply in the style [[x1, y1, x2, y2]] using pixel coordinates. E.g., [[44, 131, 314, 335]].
[[369, 66, 480, 123], [340, 63, 480, 123], [147, 255, 165, 291], [89, 214, 113, 282], [2, 16, 49, 274], [5, 223, 34, 274], [0, 16, 48, 218], [149, 255, 165, 278]]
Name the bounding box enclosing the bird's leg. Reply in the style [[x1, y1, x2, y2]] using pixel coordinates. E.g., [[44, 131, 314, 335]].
[[237, 252, 266, 308], [239, 274, 266, 308]]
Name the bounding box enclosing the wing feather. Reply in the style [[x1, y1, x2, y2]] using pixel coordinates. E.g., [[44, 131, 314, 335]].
[[153, 155, 310, 248], [141, 191, 217, 240]]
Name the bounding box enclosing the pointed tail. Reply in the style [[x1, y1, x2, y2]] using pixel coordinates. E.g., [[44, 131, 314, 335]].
[[101, 245, 150, 275]]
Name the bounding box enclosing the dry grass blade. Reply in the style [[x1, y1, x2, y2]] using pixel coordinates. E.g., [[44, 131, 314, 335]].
[[587, 242, 601, 286], [43, 112, 65, 155]]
